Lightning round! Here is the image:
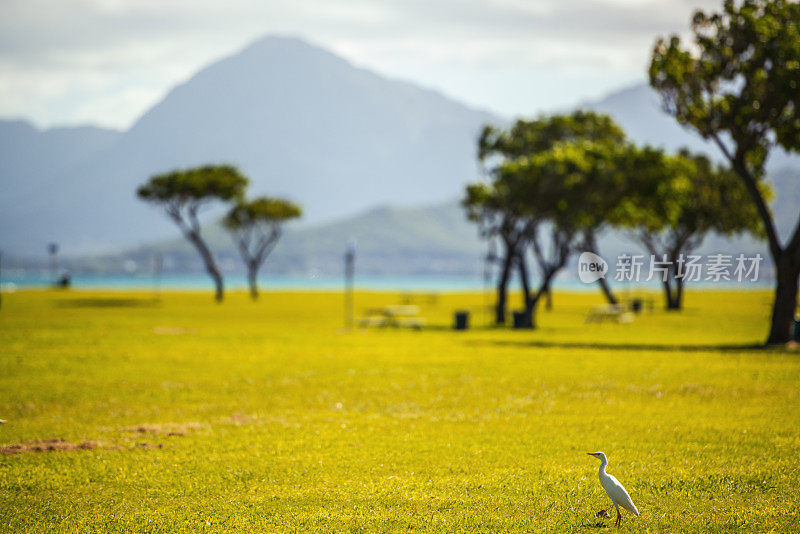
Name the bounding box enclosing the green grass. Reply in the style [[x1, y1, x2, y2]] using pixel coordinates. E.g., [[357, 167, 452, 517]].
[[0, 288, 798, 532]]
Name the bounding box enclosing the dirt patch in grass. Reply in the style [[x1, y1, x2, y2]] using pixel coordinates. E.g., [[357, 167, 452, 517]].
[[125, 422, 205, 436], [0, 437, 173, 455], [1, 438, 99, 455]]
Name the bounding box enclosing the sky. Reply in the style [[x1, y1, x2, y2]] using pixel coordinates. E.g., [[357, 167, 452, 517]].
[[0, 0, 720, 130]]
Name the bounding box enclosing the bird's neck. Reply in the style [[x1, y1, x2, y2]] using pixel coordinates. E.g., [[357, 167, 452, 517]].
[[597, 458, 608, 476]]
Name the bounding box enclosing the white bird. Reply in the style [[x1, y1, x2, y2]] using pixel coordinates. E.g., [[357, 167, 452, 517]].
[[587, 452, 639, 527]]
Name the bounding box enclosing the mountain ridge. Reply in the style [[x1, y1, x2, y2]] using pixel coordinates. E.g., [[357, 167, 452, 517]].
[[0, 35, 498, 255], [1, 37, 797, 277]]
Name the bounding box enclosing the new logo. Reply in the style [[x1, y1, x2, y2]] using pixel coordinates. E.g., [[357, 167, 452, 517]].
[[578, 252, 608, 283]]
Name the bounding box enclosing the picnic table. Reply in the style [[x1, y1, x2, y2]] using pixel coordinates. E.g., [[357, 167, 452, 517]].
[[585, 304, 634, 324], [359, 305, 426, 329]]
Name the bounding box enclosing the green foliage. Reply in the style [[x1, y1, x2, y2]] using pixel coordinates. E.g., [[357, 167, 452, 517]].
[[650, 0, 800, 339], [137, 164, 250, 302], [222, 197, 303, 299], [478, 110, 626, 162], [615, 147, 766, 239], [467, 112, 629, 237], [466, 112, 632, 317], [137, 164, 249, 204], [496, 140, 629, 232], [223, 197, 302, 230], [649, 0, 800, 175], [473, 112, 629, 230]]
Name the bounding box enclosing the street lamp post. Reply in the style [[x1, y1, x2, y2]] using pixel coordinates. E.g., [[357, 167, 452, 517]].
[[344, 240, 356, 330]]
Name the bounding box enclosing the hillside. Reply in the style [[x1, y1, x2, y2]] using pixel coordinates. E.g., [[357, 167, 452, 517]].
[[53, 201, 485, 276], [0, 36, 497, 256]]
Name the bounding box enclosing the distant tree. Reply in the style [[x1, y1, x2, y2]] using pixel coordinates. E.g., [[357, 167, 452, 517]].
[[470, 112, 629, 327], [463, 182, 530, 324], [615, 147, 765, 310], [650, 0, 800, 342], [223, 197, 302, 300], [137, 165, 248, 302], [496, 140, 626, 326]]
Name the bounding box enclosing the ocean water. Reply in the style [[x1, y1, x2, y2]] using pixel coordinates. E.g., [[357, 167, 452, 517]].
[[1, 272, 500, 292], [0, 271, 770, 292]]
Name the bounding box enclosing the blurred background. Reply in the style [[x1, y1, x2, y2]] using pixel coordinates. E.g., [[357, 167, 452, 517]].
[[0, 0, 797, 290]]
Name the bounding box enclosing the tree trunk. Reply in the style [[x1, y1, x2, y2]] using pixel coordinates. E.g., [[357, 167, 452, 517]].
[[674, 277, 684, 310], [584, 229, 618, 305], [186, 231, 224, 302], [517, 251, 532, 312], [766, 255, 800, 344], [661, 279, 681, 310], [526, 271, 558, 329], [596, 277, 618, 305], [496, 248, 514, 325], [513, 253, 534, 329], [726, 150, 799, 345], [248, 263, 259, 301]]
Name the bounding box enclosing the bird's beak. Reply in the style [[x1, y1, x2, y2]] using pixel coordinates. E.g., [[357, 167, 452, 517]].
[[586, 452, 596, 456]]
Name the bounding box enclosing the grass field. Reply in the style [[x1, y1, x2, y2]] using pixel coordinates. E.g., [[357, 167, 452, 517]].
[[1, 288, 799, 532]]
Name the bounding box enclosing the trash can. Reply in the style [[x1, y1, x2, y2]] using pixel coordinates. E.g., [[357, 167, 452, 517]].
[[793, 317, 800, 341], [453, 311, 470, 330], [512, 310, 533, 329], [630, 299, 643, 313]]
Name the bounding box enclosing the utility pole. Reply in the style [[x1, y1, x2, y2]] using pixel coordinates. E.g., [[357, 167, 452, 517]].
[[48, 243, 58, 285], [153, 253, 163, 301], [344, 240, 356, 330]]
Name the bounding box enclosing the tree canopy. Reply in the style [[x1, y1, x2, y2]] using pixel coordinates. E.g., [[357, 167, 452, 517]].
[[223, 198, 302, 230], [137, 164, 249, 302], [223, 197, 302, 300], [615, 146, 765, 308], [465, 111, 631, 324], [137, 165, 248, 205], [650, 0, 800, 341]]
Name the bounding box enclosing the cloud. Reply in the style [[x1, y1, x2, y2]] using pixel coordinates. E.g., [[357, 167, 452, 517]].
[[0, 0, 721, 128]]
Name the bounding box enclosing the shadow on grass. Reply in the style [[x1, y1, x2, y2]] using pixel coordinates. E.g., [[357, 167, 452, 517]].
[[54, 298, 161, 309], [472, 339, 773, 353]]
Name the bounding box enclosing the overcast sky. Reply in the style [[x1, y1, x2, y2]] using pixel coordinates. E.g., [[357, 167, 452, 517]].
[[0, 0, 719, 130]]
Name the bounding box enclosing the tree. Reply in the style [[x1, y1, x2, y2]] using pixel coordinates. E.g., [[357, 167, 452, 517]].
[[496, 140, 622, 326], [650, 0, 800, 342], [223, 197, 302, 300], [462, 182, 531, 324], [471, 112, 629, 324], [615, 147, 764, 310], [137, 165, 248, 302]]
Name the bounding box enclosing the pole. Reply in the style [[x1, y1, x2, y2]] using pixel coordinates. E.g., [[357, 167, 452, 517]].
[[48, 243, 58, 285], [153, 253, 163, 301], [344, 240, 356, 329]]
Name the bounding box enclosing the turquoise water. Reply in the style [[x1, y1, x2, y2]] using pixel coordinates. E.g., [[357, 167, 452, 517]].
[[1, 272, 770, 292], [1, 272, 501, 292]]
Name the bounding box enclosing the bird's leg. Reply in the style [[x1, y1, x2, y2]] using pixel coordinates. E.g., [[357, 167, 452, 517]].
[[615, 505, 621, 528]]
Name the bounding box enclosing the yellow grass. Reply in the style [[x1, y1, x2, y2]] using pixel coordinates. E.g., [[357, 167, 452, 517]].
[[0, 288, 798, 532]]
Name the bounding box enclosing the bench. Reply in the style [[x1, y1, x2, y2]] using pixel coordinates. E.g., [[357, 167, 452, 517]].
[[585, 305, 634, 324], [359, 305, 426, 329]]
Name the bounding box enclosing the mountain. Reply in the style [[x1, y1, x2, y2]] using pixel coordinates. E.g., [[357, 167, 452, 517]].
[[25, 200, 485, 276], [2, 42, 798, 276], [0, 120, 121, 231], [586, 83, 799, 244], [587, 83, 800, 173], [0, 36, 497, 256], [30, 195, 784, 281]]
